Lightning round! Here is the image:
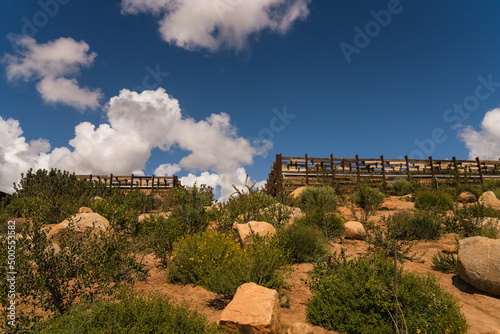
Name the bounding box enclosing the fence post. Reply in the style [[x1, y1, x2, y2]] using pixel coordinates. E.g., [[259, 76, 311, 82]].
[[428, 156, 435, 180], [305, 154, 309, 185], [355, 154, 360, 182], [452, 156, 459, 178], [173, 175, 179, 188], [476, 157, 484, 184], [276, 153, 283, 194], [110, 173, 113, 187], [151, 175, 155, 190], [89, 174, 93, 186], [404, 155, 411, 180], [380, 155, 386, 189], [330, 154, 335, 182]]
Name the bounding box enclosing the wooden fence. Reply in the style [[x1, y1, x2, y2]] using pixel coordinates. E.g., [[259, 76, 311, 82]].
[[75, 174, 180, 190], [266, 154, 500, 194]]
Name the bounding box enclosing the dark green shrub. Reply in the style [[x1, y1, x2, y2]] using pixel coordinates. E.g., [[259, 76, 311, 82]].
[[365, 224, 414, 261], [307, 253, 468, 334], [91, 198, 140, 235], [139, 215, 186, 264], [431, 252, 459, 274], [386, 179, 417, 196], [171, 184, 214, 234], [168, 232, 287, 296], [37, 293, 219, 334], [276, 223, 328, 263], [444, 204, 499, 238], [414, 190, 453, 213], [295, 212, 344, 240], [352, 185, 385, 220], [386, 211, 442, 240], [298, 186, 338, 215]]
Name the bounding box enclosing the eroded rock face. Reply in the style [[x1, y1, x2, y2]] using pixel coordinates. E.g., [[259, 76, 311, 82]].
[[479, 191, 500, 211], [47, 213, 110, 244], [458, 236, 500, 296], [233, 221, 277, 247], [218, 282, 281, 334], [458, 191, 477, 204], [344, 221, 366, 240]]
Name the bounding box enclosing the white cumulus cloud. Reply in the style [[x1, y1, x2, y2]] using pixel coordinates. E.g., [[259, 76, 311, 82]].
[[2, 36, 103, 110], [154, 163, 181, 176], [460, 108, 500, 160], [121, 0, 311, 51]]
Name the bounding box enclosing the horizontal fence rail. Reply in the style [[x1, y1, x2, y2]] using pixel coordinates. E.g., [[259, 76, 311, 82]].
[[75, 174, 180, 190], [266, 154, 500, 194]]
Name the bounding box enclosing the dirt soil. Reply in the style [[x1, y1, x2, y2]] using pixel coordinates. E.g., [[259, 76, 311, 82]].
[[131, 197, 500, 334]]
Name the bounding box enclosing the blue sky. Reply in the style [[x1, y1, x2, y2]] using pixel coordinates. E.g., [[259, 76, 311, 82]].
[[1, 0, 500, 197]]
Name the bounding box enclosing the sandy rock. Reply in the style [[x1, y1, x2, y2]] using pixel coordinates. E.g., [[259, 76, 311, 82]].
[[218, 282, 281, 334], [458, 191, 477, 204], [138, 212, 171, 222], [92, 196, 103, 202], [287, 323, 315, 334], [442, 245, 458, 254], [344, 221, 366, 240], [458, 236, 500, 296], [380, 201, 396, 210], [479, 191, 500, 211], [47, 213, 110, 244], [233, 221, 277, 247], [290, 186, 307, 200], [78, 206, 93, 213]]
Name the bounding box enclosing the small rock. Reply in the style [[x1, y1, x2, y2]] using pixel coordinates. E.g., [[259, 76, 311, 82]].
[[218, 282, 281, 334], [458, 236, 500, 296], [380, 201, 396, 211], [78, 206, 93, 213], [478, 191, 500, 211], [442, 245, 458, 254], [287, 323, 315, 334], [344, 221, 366, 240], [234, 221, 277, 247], [289, 186, 307, 200], [47, 213, 110, 244], [458, 191, 477, 204], [138, 212, 171, 222]]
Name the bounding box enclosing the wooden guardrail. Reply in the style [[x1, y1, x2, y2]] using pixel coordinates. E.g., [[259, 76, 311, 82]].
[[75, 174, 180, 190], [266, 154, 500, 194]]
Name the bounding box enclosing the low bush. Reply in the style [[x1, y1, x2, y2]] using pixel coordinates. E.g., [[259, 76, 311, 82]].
[[307, 253, 468, 334], [452, 183, 483, 201], [444, 204, 499, 238], [386, 179, 418, 196], [37, 293, 220, 334], [139, 215, 186, 264], [414, 190, 453, 213], [168, 232, 287, 296], [298, 186, 338, 215], [276, 222, 328, 263], [365, 224, 414, 261], [91, 198, 140, 235], [352, 185, 385, 220], [386, 211, 442, 241], [431, 252, 459, 274], [171, 184, 214, 234]]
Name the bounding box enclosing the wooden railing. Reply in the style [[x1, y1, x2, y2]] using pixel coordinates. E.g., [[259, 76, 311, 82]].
[[75, 174, 180, 190], [266, 154, 500, 194]]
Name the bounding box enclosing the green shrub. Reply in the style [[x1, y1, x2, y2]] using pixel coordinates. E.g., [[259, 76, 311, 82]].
[[171, 184, 214, 234], [295, 212, 344, 240], [139, 215, 186, 264], [414, 190, 453, 213], [37, 293, 219, 334], [307, 253, 468, 334], [298, 186, 338, 215], [386, 211, 442, 241], [452, 184, 483, 201], [168, 232, 287, 296], [91, 198, 140, 235], [352, 185, 385, 220], [365, 224, 414, 261], [444, 204, 500, 238], [386, 179, 417, 196], [276, 223, 328, 263], [431, 252, 459, 274]]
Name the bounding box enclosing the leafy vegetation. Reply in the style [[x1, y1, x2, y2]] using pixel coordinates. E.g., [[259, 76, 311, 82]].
[[414, 190, 454, 213], [276, 222, 328, 263], [352, 184, 385, 220], [386, 210, 443, 241], [431, 252, 459, 274]]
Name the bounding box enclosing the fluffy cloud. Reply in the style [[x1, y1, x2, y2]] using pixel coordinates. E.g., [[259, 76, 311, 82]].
[[460, 108, 500, 160], [2, 36, 103, 110], [121, 0, 311, 51], [0, 88, 268, 198]]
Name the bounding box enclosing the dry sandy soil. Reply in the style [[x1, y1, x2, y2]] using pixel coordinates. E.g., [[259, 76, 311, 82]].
[[131, 196, 500, 334]]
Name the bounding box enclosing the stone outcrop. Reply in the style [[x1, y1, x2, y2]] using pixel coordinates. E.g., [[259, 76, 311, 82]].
[[218, 282, 281, 334], [458, 191, 477, 204], [344, 221, 366, 240], [458, 236, 500, 296], [78, 207, 93, 213], [233, 221, 277, 247], [47, 213, 110, 244], [289, 186, 307, 200], [478, 191, 500, 211]]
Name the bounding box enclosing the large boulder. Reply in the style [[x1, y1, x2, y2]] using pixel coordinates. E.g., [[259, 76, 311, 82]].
[[478, 191, 500, 211], [458, 236, 500, 296], [344, 221, 366, 240], [233, 221, 277, 247], [458, 191, 477, 204], [218, 282, 281, 334], [289, 186, 307, 200], [47, 213, 110, 244]]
